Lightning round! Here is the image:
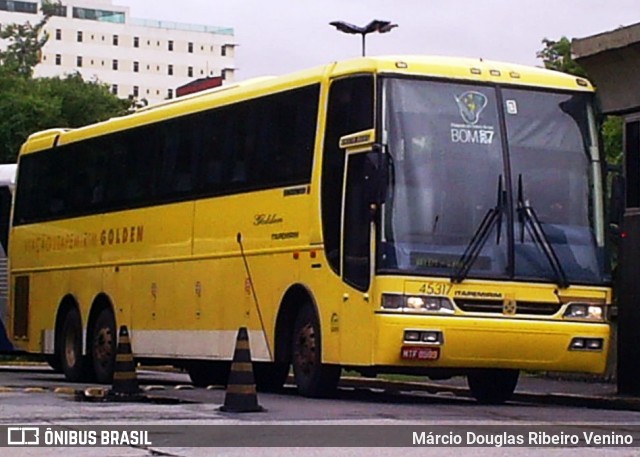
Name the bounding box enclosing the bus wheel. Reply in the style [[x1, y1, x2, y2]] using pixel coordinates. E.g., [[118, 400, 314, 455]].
[[187, 361, 230, 388], [90, 308, 116, 384], [467, 369, 519, 404], [292, 304, 340, 397], [59, 308, 84, 382], [254, 362, 289, 392]]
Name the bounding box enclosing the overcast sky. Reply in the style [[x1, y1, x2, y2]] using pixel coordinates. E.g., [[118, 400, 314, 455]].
[[117, 0, 640, 80]]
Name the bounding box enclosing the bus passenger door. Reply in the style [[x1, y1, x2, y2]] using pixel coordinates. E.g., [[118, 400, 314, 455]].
[[340, 151, 376, 365]]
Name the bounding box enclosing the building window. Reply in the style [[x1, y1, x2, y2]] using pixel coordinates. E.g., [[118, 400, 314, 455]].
[[55, 54, 62, 65], [221, 45, 226, 56], [49, 3, 67, 17], [168, 40, 174, 51], [168, 65, 173, 76], [55, 29, 62, 40], [112, 60, 118, 71], [133, 86, 139, 97], [77, 31, 83, 42], [111, 85, 118, 96], [76, 56, 83, 67], [72, 7, 125, 23], [113, 35, 119, 46], [221, 69, 227, 80], [1, 1, 37, 13], [133, 36, 139, 48], [187, 66, 193, 78], [167, 89, 174, 99], [133, 61, 139, 73], [188, 42, 193, 53]]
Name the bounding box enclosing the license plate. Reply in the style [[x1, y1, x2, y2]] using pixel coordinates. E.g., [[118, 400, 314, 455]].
[[401, 346, 440, 361]]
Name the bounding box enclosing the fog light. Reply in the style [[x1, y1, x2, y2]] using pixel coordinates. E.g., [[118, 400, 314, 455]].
[[404, 331, 420, 342], [422, 332, 439, 343], [404, 330, 443, 345], [570, 338, 585, 349], [569, 337, 604, 351], [587, 338, 603, 350]]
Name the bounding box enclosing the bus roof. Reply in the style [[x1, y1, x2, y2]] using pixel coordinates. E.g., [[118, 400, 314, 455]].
[[19, 55, 594, 156]]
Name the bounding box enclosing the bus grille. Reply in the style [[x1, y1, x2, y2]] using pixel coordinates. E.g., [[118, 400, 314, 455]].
[[455, 299, 561, 316]]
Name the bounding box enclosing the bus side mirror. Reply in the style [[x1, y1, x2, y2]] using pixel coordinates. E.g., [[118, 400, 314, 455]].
[[339, 129, 389, 211], [363, 147, 389, 207]]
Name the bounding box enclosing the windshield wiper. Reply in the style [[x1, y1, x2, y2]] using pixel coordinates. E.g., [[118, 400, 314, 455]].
[[516, 174, 569, 289], [452, 176, 505, 283]]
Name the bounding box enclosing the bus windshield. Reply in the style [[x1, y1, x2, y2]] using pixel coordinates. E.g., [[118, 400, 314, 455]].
[[379, 77, 610, 286]]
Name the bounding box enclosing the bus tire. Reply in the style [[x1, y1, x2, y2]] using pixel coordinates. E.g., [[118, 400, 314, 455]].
[[254, 361, 289, 392], [187, 361, 230, 388], [59, 308, 85, 382], [89, 308, 117, 384], [467, 369, 519, 404], [292, 304, 340, 398]]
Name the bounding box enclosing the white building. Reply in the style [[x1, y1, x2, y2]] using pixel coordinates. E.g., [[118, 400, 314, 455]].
[[0, 0, 236, 103]]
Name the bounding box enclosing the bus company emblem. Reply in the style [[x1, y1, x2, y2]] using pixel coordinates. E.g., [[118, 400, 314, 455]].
[[503, 299, 517, 316], [454, 91, 488, 125], [254, 214, 284, 226]]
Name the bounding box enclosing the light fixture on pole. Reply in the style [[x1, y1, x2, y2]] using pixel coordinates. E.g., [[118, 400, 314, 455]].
[[329, 19, 398, 57]]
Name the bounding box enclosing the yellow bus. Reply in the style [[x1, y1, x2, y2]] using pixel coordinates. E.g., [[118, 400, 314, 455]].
[[8, 56, 611, 403]]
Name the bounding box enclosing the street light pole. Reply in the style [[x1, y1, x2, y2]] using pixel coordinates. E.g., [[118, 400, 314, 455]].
[[329, 20, 398, 57]]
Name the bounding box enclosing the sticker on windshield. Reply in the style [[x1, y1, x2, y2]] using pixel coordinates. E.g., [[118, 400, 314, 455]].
[[450, 91, 495, 146], [455, 91, 488, 125], [506, 99, 518, 115]]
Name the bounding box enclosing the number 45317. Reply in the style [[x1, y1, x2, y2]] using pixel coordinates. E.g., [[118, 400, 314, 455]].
[[418, 282, 452, 296]]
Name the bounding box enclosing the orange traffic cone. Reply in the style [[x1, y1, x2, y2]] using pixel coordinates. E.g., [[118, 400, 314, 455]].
[[219, 327, 264, 412], [107, 326, 142, 400]]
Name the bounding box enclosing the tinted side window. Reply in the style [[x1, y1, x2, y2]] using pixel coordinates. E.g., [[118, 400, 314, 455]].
[[321, 76, 374, 275], [14, 84, 320, 225]]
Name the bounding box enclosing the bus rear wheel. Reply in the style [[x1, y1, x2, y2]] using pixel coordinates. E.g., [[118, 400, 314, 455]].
[[467, 369, 519, 404], [59, 308, 84, 382], [292, 304, 340, 397], [90, 308, 117, 384]]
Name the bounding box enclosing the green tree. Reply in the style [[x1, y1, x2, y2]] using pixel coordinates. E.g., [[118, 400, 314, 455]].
[[0, 1, 60, 77], [0, 72, 130, 162], [0, 1, 131, 162], [537, 36, 623, 166]]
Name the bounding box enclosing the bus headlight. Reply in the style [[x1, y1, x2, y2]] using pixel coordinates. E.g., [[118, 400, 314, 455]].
[[563, 304, 605, 322], [382, 294, 455, 314]]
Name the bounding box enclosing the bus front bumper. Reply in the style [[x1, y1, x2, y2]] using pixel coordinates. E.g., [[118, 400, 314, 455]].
[[374, 313, 610, 374]]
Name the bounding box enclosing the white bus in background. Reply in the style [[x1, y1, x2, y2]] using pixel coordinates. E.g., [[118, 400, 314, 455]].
[[0, 164, 16, 351]]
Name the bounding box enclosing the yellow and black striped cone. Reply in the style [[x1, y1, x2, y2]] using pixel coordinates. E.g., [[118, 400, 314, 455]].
[[219, 327, 264, 412], [109, 325, 140, 396]]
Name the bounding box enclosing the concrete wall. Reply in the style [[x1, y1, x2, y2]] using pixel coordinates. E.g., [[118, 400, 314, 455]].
[[573, 23, 640, 115]]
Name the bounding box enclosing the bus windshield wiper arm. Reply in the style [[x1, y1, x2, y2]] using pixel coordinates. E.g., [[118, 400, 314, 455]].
[[452, 176, 504, 283], [516, 174, 569, 289]]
